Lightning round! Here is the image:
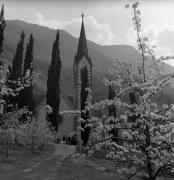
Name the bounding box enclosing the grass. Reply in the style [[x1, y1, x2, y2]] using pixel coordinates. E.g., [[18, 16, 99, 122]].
[[0, 143, 172, 180], [0, 143, 125, 180], [0, 143, 55, 179]]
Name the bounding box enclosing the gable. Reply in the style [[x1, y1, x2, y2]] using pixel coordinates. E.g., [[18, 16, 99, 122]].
[[78, 56, 91, 69]]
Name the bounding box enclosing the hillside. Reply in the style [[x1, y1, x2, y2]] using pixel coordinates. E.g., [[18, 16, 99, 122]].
[[1, 20, 174, 106]]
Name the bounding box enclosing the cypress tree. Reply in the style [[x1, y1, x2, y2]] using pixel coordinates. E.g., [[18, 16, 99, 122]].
[[108, 84, 116, 117], [127, 69, 138, 105], [46, 30, 61, 131], [22, 33, 34, 112], [0, 4, 5, 55], [108, 84, 118, 143], [23, 33, 34, 76], [127, 69, 139, 123], [128, 91, 139, 123], [10, 31, 25, 81], [8, 31, 25, 109]]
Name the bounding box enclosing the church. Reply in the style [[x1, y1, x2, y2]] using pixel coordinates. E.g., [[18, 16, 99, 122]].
[[55, 14, 92, 143]]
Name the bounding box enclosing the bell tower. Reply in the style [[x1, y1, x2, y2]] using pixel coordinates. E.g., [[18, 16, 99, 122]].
[[73, 14, 92, 150]]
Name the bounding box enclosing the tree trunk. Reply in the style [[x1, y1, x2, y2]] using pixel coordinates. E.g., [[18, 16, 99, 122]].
[[145, 125, 154, 180], [5, 140, 9, 157], [31, 135, 34, 153]]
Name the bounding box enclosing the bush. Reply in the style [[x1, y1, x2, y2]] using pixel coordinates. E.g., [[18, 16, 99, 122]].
[[17, 117, 55, 152]]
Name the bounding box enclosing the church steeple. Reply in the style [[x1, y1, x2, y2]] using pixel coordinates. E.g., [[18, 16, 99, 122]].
[[73, 13, 93, 151], [73, 13, 92, 68], [76, 13, 88, 58]]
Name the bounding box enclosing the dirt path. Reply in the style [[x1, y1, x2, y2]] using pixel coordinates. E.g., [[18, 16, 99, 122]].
[[1, 144, 124, 180], [53, 144, 76, 156]]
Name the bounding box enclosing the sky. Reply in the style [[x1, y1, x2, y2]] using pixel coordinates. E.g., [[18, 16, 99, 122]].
[[1, 0, 174, 66]]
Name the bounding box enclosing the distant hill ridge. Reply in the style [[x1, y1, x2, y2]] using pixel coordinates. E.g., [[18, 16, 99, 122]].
[[1, 20, 174, 106]]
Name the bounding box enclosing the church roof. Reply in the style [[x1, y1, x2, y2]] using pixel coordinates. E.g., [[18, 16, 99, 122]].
[[74, 14, 92, 67], [77, 13, 88, 57]]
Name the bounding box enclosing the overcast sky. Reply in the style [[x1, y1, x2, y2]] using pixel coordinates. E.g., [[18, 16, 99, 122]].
[[1, 0, 174, 66]]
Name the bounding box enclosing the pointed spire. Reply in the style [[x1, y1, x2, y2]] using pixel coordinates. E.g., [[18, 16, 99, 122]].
[[76, 13, 88, 57], [1, 4, 4, 17], [82, 12, 84, 20]]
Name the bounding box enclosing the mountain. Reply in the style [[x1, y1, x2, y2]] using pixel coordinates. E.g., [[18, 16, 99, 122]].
[[1, 20, 174, 106], [91, 43, 174, 74], [3, 20, 114, 71]]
